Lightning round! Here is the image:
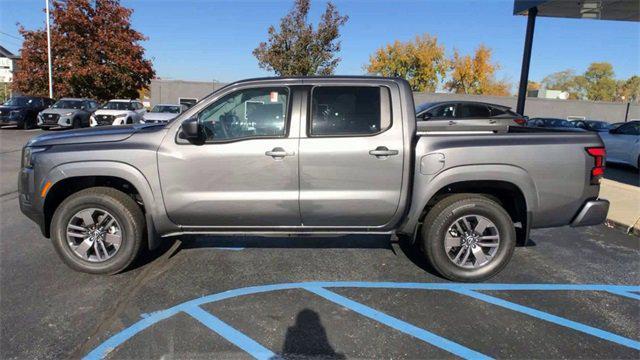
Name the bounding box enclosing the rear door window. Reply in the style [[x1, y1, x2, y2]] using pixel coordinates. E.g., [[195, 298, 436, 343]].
[[457, 104, 491, 118], [310, 86, 391, 136], [425, 104, 455, 119]]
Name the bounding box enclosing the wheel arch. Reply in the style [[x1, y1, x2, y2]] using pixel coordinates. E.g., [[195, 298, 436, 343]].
[[400, 164, 538, 245], [41, 162, 161, 248]]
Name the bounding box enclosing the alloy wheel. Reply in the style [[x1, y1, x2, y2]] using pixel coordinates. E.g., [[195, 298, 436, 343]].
[[445, 214, 500, 269], [66, 208, 123, 262]]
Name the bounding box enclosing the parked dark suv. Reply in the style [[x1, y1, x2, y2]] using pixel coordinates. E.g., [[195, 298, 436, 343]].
[[0, 96, 55, 129], [416, 101, 527, 127]]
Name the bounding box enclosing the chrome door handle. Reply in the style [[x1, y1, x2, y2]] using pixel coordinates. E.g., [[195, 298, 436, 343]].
[[369, 146, 399, 157], [265, 147, 295, 158]]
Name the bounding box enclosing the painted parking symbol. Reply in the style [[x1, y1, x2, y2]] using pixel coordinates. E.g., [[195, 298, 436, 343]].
[[84, 282, 640, 360]]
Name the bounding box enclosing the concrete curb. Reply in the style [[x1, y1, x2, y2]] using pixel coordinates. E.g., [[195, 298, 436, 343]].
[[600, 179, 640, 235]]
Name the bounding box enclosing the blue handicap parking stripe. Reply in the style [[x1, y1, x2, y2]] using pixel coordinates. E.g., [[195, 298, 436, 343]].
[[452, 289, 640, 351], [606, 290, 640, 301], [84, 282, 640, 360], [183, 305, 278, 360], [305, 286, 491, 360]]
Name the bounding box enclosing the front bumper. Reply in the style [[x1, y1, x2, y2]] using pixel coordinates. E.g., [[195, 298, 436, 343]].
[[570, 199, 610, 227], [18, 166, 47, 236], [0, 114, 23, 126]]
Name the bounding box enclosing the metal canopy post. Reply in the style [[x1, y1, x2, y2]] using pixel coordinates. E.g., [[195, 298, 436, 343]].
[[516, 6, 537, 115]]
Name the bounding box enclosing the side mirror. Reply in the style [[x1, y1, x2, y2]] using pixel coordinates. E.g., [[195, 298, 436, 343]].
[[422, 114, 431, 120], [181, 118, 202, 141]]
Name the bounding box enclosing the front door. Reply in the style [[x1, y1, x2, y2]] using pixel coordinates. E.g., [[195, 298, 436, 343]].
[[158, 85, 301, 227], [298, 84, 404, 227]]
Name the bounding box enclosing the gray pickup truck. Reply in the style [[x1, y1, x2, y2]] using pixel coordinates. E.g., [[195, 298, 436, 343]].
[[19, 77, 609, 281]]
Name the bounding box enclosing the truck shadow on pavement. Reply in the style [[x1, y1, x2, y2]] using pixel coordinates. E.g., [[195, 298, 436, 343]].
[[130, 233, 538, 278]]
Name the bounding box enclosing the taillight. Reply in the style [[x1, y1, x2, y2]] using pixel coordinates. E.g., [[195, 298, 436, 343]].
[[514, 118, 526, 126], [586, 147, 606, 185]]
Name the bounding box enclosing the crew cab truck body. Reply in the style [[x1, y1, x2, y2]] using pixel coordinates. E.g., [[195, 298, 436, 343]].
[[19, 77, 609, 281]]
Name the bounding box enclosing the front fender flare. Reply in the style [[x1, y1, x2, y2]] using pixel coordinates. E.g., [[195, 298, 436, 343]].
[[43, 161, 164, 249]]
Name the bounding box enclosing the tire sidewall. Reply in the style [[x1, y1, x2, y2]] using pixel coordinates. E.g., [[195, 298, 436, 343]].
[[424, 199, 515, 282], [51, 193, 139, 274]]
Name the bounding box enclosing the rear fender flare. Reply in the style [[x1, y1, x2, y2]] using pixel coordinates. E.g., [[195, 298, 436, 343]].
[[400, 164, 538, 234]]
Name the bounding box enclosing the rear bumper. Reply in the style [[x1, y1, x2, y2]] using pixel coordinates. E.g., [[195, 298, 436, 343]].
[[570, 199, 609, 227]]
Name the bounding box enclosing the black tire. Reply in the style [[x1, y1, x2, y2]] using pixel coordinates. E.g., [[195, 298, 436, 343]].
[[72, 117, 79, 129], [421, 194, 516, 282], [51, 187, 145, 274], [22, 118, 31, 130]]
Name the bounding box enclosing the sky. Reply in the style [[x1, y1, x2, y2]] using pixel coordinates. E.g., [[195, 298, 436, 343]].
[[1, 0, 639, 88]]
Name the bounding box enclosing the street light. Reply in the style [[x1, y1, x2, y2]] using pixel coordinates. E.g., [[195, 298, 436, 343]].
[[45, 0, 53, 98]]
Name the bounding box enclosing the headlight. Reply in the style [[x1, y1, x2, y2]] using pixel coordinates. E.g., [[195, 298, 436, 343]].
[[115, 113, 127, 119], [21, 146, 48, 168], [64, 112, 74, 116]]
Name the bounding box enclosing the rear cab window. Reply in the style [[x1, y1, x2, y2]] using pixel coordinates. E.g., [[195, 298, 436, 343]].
[[309, 86, 391, 136]]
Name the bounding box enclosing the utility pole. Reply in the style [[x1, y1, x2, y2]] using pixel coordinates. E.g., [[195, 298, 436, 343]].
[[45, 0, 53, 98]]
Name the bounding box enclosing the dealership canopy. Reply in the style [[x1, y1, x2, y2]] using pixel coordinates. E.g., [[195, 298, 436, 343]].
[[512, 0, 639, 115]]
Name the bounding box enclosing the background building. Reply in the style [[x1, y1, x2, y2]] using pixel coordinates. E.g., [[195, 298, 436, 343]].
[[0, 45, 19, 101]]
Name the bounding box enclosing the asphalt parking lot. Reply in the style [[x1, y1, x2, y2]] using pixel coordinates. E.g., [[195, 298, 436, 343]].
[[1, 127, 639, 359]]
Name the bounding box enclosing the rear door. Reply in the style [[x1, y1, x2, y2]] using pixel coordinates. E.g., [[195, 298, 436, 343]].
[[298, 83, 404, 227]]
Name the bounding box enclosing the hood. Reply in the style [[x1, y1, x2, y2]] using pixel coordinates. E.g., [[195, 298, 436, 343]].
[[93, 109, 132, 117], [26, 123, 163, 147], [40, 108, 81, 116], [143, 112, 178, 122]]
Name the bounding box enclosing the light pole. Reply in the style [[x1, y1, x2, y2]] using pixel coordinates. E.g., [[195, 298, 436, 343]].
[[45, 0, 53, 98]]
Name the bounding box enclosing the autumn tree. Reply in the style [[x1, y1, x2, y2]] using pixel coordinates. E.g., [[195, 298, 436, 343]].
[[617, 75, 640, 103], [253, 0, 348, 76], [13, 0, 154, 101], [527, 81, 541, 91], [366, 34, 448, 92], [445, 45, 510, 96]]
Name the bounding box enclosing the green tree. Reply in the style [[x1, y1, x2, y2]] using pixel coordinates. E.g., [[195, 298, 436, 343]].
[[583, 62, 617, 101], [445, 45, 510, 96], [253, 0, 348, 76], [366, 34, 448, 92], [14, 0, 154, 101], [541, 69, 585, 99]]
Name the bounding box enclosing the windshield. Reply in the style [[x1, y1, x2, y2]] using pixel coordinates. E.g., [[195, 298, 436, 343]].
[[52, 100, 84, 109], [102, 101, 134, 111], [151, 105, 181, 113], [2, 97, 32, 107]]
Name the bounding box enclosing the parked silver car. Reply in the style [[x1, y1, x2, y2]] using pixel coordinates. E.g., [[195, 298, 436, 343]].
[[141, 104, 187, 124], [416, 101, 527, 127], [38, 98, 100, 129], [599, 121, 640, 169]]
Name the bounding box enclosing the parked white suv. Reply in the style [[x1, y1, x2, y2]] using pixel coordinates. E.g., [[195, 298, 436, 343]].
[[90, 99, 146, 127]]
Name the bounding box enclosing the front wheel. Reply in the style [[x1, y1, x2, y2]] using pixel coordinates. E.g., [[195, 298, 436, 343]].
[[421, 194, 516, 282], [50, 187, 145, 274]]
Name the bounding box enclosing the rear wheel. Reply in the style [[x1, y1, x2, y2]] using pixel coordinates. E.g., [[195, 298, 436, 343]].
[[421, 194, 516, 282], [51, 187, 145, 274]]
